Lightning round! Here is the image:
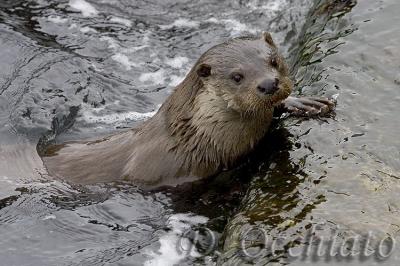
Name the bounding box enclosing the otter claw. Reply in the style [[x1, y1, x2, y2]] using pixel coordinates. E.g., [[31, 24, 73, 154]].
[[283, 96, 335, 117]]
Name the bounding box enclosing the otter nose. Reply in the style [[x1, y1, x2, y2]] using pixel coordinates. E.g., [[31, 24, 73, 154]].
[[257, 78, 279, 95]]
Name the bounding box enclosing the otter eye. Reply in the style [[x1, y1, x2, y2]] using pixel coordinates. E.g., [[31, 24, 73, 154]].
[[271, 57, 278, 68], [231, 73, 243, 83]]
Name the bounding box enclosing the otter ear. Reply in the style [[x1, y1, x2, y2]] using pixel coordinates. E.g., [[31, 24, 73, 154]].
[[197, 64, 211, 78], [262, 31, 276, 48]]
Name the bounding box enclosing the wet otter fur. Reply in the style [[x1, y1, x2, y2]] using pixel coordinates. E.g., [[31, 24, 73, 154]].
[[42, 32, 334, 188]]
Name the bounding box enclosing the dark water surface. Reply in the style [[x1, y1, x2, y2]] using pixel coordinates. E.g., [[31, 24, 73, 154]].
[[0, 0, 399, 265]]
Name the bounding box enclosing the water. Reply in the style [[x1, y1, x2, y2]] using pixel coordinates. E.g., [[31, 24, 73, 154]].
[[0, 0, 399, 265]]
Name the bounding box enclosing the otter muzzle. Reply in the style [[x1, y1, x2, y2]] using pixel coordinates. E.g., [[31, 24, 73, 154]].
[[257, 78, 279, 95]]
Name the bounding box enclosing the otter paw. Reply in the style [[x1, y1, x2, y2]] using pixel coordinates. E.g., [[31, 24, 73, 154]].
[[283, 96, 335, 116]]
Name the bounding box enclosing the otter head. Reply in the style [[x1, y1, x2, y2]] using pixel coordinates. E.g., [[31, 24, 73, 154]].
[[195, 32, 293, 117]]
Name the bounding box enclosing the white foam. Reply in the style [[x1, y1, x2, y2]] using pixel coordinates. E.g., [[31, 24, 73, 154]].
[[42, 215, 56, 220], [78, 103, 159, 126], [80, 26, 97, 33], [160, 18, 199, 30], [79, 109, 157, 125], [100, 36, 148, 70], [262, 0, 285, 11], [165, 56, 189, 69], [69, 0, 98, 17], [224, 19, 255, 34], [47, 15, 68, 24], [169, 75, 185, 87], [124, 45, 148, 54], [247, 0, 286, 11], [101, 36, 148, 52], [144, 213, 208, 266], [207, 18, 257, 35], [111, 53, 137, 70], [110, 16, 132, 27], [139, 70, 166, 85]]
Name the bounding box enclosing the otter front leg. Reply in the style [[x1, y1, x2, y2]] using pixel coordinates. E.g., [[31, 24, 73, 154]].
[[281, 96, 335, 116]]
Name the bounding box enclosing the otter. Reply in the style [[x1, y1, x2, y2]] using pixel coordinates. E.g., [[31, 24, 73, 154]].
[[41, 32, 334, 188]]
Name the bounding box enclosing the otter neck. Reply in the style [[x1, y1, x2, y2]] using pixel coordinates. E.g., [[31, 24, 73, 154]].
[[163, 73, 273, 174]]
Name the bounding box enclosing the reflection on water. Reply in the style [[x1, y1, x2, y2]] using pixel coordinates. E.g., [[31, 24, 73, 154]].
[[0, 0, 399, 265]]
